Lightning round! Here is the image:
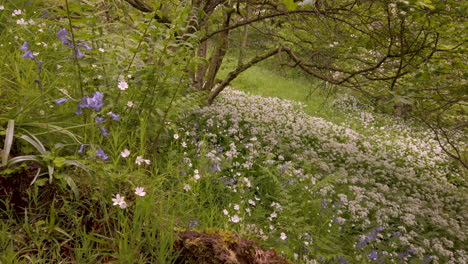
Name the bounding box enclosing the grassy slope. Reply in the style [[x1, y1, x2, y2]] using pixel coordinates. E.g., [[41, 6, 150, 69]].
[[218, 57, 352, 125]]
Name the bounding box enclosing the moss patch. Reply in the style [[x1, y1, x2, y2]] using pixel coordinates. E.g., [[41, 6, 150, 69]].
[[174, 229, 290, 264]]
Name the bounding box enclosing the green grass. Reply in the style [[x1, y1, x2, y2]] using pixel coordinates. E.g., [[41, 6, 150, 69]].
[[218, 56, 352, 124]]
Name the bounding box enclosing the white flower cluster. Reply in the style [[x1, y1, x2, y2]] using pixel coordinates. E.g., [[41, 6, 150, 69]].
[[182, 88, 466, 263], [112, 187, 146, 209]]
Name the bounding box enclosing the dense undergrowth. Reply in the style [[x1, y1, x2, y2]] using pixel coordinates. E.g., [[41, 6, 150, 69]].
[[0, 1, 466, 264]]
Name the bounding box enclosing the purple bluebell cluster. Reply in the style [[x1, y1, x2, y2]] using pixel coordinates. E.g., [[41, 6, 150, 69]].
[[221, 177, 235, 185], [57, 28, 92, 58], [355, 227, 384, 250], [20, 41, 43, 69], [209, 162, 221, 172], [76, 91, 104, 114], [422, 256, 433, 264], [337, 256, 348, 264], [397, 248, 415, 259], [280, 166, 288, 175]]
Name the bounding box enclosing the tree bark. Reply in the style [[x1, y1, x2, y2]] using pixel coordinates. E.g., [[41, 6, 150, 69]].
[[202, 10, 234, 91]]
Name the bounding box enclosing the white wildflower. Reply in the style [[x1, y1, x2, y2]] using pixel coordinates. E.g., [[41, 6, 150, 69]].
[[12, 9, 22, 16], [230, 215, 240, 223], [134, 187, 146, 197], [112, 194, 127, 209], [120, 149, 130, 158], [280, 232, 287, 240], [16, 18, 27, 25], [135, 156, 150, 165], [118, 80, 128, 90]]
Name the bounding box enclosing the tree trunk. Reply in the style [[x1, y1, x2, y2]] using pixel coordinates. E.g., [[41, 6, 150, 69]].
[[194, 41, 209, 90], [202, 10, 233, 91]]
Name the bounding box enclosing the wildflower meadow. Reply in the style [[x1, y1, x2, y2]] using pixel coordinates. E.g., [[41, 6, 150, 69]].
[[0, 0, 466, 264]]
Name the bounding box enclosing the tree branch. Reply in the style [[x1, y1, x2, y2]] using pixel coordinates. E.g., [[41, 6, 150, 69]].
[[207, 46, 282, 104]]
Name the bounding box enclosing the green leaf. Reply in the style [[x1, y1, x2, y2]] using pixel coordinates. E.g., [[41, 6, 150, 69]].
[[20, 134, 48, 155], [34, 178, 48, 187], [30, 167, 42, 186], [22, 123, 82, 144], [53, 157, 67, 168], [7, 155, 42, 165], [48, 165, 55, 183], [63, 174, 79, 198], [1, 120, 14, 167], [284, 0, 298, 11], [63, 160, 91, 175]]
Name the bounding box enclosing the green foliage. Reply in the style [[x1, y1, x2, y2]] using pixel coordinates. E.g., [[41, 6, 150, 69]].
[[283, 0, 299, 11], [0, 0, 466, 263]]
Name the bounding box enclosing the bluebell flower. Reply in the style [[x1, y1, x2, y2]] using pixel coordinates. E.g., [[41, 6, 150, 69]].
[[20, 41, 42, 70], [20, 41, 29, 51], [280, 166, 288, 174], [57, 28, 72, 46], [209, 162, 221, 172], [55, 98, 69, 105], [75, 48, 85, 59], [78, 144, 85, 154], [39, 10, 48, 18], [100, 126, 109, 137], [221, 177, 235, 185], [109, 113, 120, 121], [321, 198, 328, 209], [96, 147, 108, 160], [78, 40, 92, 51], [356, 227, 384, 250], [95, 117, 109, 136], [337, 257, 349, 264], [21, 50, 36, 60], [422, 256, 433, 264], [369, 250, 378, 260], [75, 106, 83, 115], [95, 117, 105, 124], [188, 219, 199, 228], [397, 248, 414, 259]]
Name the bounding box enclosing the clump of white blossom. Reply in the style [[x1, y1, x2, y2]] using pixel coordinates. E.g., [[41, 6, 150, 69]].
[[180, 88, 466, 263]]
